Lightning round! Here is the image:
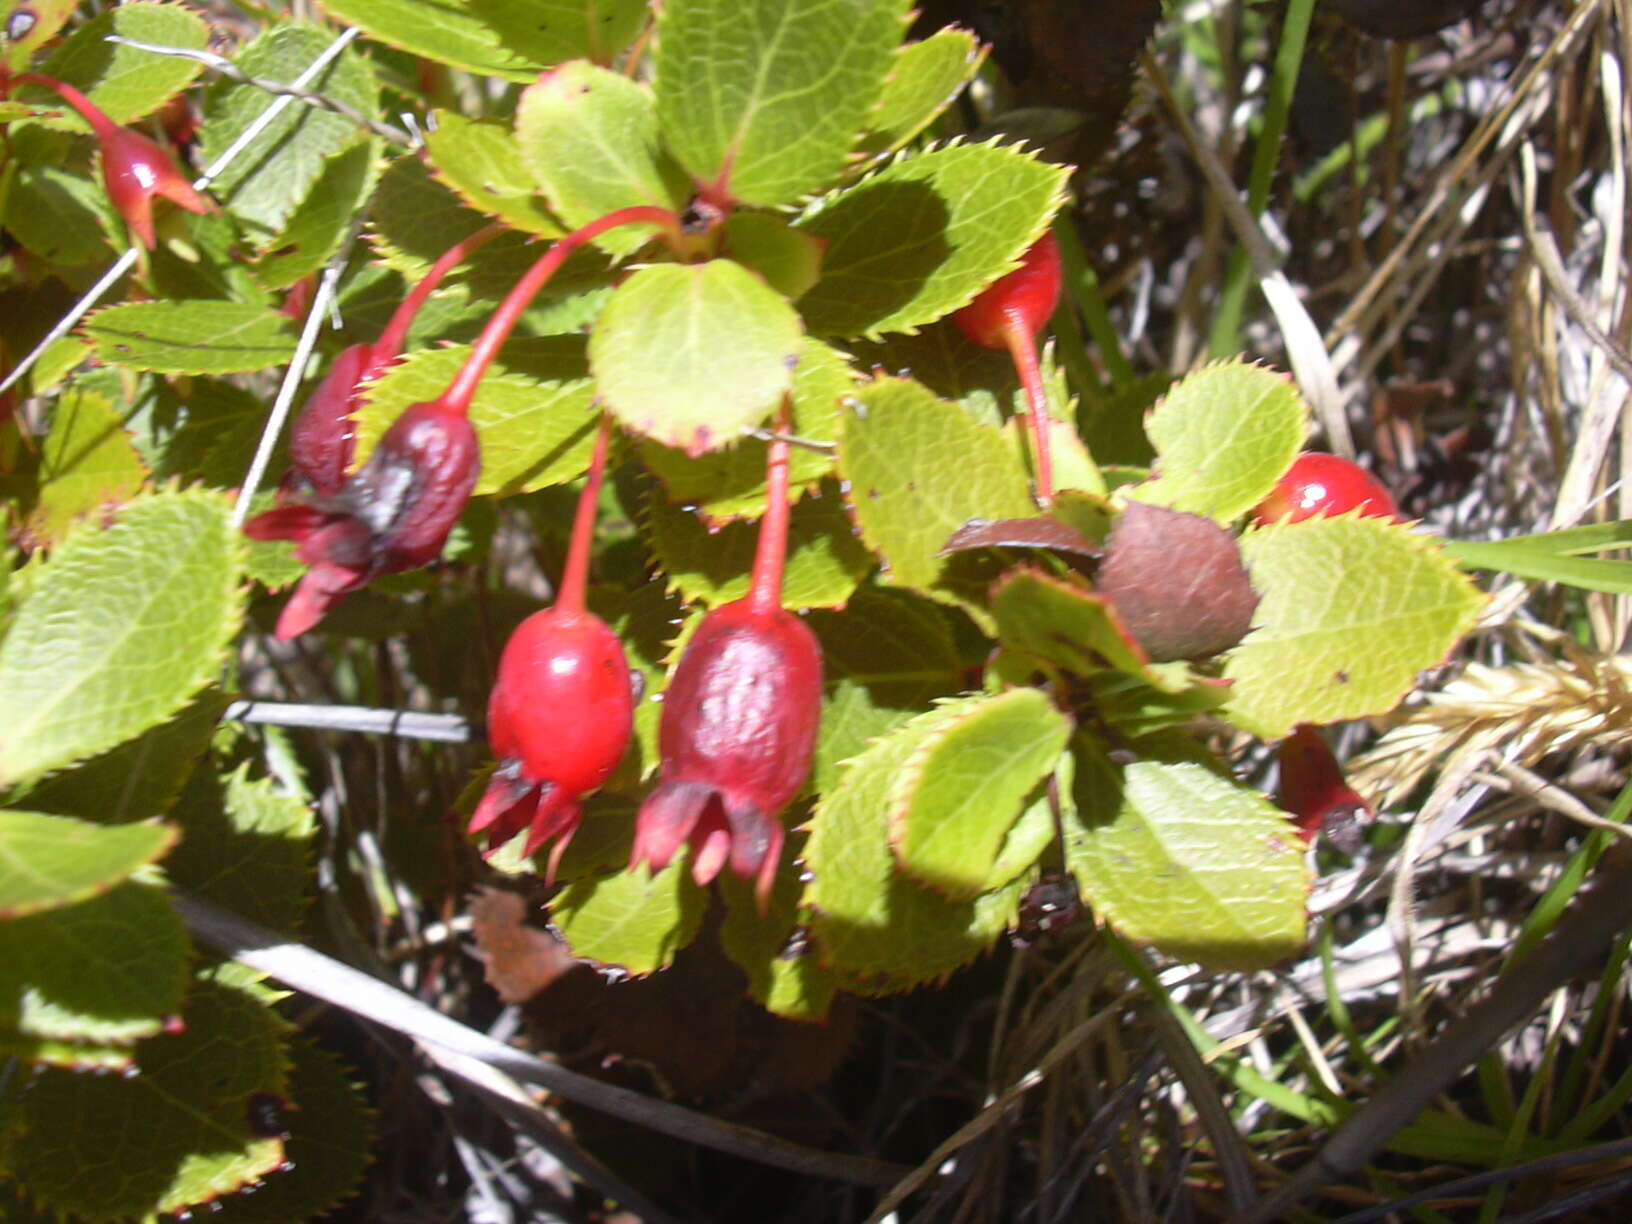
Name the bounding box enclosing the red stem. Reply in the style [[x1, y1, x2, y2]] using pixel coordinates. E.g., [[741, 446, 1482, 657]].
[[556, 414, 613, 615], [374, 221, 505, 362], [439, 205, 683, 416], [748, 398, 793, 618], [14, 72, 120, 140], [1005, 320, 1054, 507]]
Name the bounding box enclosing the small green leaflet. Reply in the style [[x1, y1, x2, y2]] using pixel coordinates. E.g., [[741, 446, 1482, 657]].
[[253, 136, 383, 290], [1126, 360, 1308, 522], [425, 110, 563, 237], [2, 977, 290, 1221], [647, 481, 873, 610], [515, 61, 689, 256], [1223, 516, 1487, 737], [0, 879, 190, 1049], [858, 27, 985, 156], [591, 259, 804, 454], [0, 489, 244, 787], [316, 0, 542, 80], [717, 859, 838, 1021], [0, 810, 176, 919], [196, 24, 378, 244], [35, 3, 205, 124], [838, 376, 1035, 594], [83, 301, 298, 376], [888, 688, 1071, 899], [28, 386, 147, 547], [655, 0, 909, 206], [550, 854, 708, 977], [466, 0, 649, 68], [797, 141, 1068, 338], [804, 698, 1030, 992], [1067, 750, 1308, 971]]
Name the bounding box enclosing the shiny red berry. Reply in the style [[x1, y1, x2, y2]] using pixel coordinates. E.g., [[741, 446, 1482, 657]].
[[953, 231, 1062, 350], [1253, 453, 1399, 526], [952, 231, 1063, 504], [631, 599, 823, 912], [469, 606, 633, 878]]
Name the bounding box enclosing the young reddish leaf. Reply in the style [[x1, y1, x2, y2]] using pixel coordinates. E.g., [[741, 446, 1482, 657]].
[[939, 515, 1102, 561], [1096, 502, 1261, 663]]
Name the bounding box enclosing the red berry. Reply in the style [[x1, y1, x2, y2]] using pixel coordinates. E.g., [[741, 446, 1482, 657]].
[[245, 400, 479, 638], [1274, 725, 1372, 850], [951, 231, 1063, 505], [953, 231, 1062, 350], [1253, 453, 1399, 526], [284, 342, 375, 499], [631, 599, 823, 911], [469, 606, 634, 878]]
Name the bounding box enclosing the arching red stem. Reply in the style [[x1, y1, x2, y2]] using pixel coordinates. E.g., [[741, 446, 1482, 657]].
[[14, 72, 120, 141], [439, 205, 683, 416], [748, 397, 793, 619], [374, 221, 505, 361], [555, 413, 613, 615], [1004, 320, 1054, 507]]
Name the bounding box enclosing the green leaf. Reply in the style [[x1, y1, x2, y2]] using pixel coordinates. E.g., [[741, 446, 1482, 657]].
[[3, 166, 115, 265], [797, 141, 1068, 338], [35, 2, 206, 124], [837, 376, 1035, 598], [859, 27, 985, 156], [0, 811, 176, 920], [990, 566, 1152, 681], [15, 692, 226, 828], [312, 0, 541, 81], [721, 213, 826, 302], [845, 325, 1019, 426], [591, 259, 804, 454], [717, 856, 837, 1021], [165, 761, 315, 938], [368, 154, 590, 302], [1223, 517, 1487, 737], [805, 588, 964, 794], [515, 61, 689, 256], [655, 0, 908, 207], [210, 1040, 373, 1224], [0, 977, 289, 1222], [253, 136, 383, 290], [0, 489, 244, 788], [424, 110, 563, 236], [466, 0, 649, 68], [83, 301, 298, 376], [0, 879, 189, 1050], [550, 853, 708, 977], [1127, 360, 1308, 522], [888, 688, 1071, 899], [804, 698, 1027, 992], [1066, 748, 1308, 970], [640, 338, 851, 522], [25, 386, 147, 547], [355, 336, 598, 496], [196, 24, 379, 245], [647, 479, 872, 610]]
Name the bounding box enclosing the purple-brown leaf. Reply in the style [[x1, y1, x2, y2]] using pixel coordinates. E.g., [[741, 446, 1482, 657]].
[[1097, 502, 1259, 662]]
